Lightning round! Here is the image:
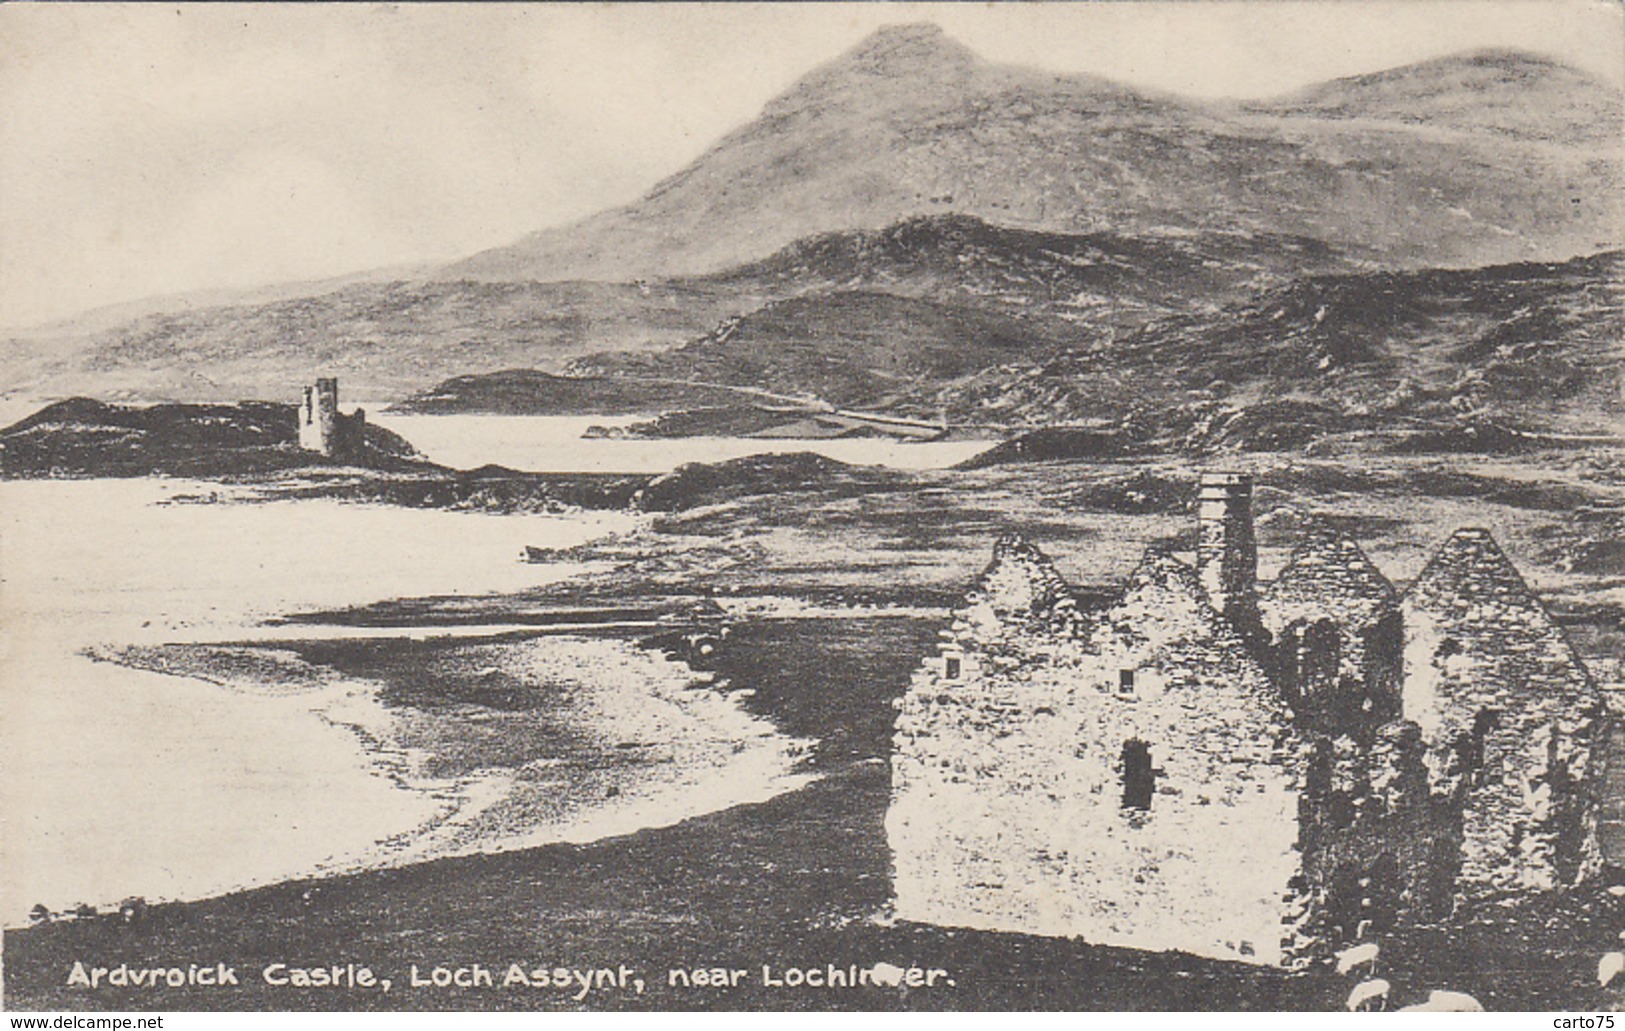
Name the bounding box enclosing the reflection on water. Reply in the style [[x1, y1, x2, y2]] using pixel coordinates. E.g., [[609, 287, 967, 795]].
[[369, 412, 995, 473], [0, 479, 806, 925]]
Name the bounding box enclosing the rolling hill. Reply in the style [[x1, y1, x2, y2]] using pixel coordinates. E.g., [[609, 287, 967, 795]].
[[913, 249, 1624, 447], [1245, 48, 1622, 146], [408, 249, 1621, 455], [571, 289, 1076, 410], [0, 280, 746, 403], [0, 213, 1355, 404]]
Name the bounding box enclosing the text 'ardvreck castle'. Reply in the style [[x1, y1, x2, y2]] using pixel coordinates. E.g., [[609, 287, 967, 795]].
[[888, 473, 1603, 967]]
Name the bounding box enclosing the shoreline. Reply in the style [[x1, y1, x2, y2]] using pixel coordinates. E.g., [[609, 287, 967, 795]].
[[0, 480, 652, 925], [12, 624, 821, 929], [13, 761, 1623, 1012], [0, 764, 1332, 1012]]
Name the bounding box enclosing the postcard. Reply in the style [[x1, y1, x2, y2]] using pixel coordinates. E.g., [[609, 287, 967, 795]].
[[1, 1, 1621, 1014]]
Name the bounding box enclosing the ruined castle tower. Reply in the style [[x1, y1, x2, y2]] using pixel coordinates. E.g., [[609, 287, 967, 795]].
[[297, 377, 366, 458], [299, 377, 340, 456], [1196, 472, 1261, 638]]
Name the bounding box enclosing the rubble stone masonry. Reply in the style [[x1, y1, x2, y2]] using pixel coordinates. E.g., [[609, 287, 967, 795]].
[[889, 540, 1308, 966], [890, 491, 1606, 968], [1401, 528, 1603, 894]]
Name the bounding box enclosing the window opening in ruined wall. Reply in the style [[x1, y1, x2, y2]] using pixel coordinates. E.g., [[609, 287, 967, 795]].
[[1118, 668, 1135, 696], [1452, 708, 1501, 784], [944, 655, 961, 680], [1121, 739, 1156, 811]]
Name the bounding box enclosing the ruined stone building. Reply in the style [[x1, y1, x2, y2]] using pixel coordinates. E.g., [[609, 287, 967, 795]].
[[887, 473, 1604, 967], [297, 377, 367, 458]]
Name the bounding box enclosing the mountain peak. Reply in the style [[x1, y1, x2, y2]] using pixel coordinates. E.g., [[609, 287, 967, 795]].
[[1357, 46, 1605, 87], [1258, 45, 1619, 144], [842, 22, 976, 71], [1422, 46, 1587, 75], [762, 21, 983, 115], [442, 31, 1621, 287]]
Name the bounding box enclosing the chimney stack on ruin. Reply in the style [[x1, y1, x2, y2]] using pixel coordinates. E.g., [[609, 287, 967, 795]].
[[1196, 472, 1261, 637]]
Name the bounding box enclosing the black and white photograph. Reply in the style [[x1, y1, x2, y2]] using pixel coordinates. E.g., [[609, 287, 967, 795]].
[[0, 0, 1621, 1014]]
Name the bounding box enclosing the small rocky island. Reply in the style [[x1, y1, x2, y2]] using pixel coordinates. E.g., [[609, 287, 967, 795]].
[[0, 389, 418, 480], [0, 380, 652, 512]]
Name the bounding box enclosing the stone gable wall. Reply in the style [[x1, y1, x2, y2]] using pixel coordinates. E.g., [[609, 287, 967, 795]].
[[1260, 533, 1402, 724], [1401, 529, 1604, 893], [890, 545, 1310, 966]]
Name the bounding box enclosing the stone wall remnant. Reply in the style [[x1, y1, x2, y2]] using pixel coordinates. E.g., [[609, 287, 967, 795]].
[[889, 477, 1605, 968]]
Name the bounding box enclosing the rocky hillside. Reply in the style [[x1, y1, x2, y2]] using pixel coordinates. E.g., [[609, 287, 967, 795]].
[[9, 213, 1352, 405], [705, 214, 1352, 323], [447, 26, 1621, 283], [921, 250, 1624, 449], [404, 249, 1621, 451], [572, 290, 1076, 410]]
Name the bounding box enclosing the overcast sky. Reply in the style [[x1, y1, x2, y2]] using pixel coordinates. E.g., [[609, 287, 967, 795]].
[[2, 1, 1620, 330]]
